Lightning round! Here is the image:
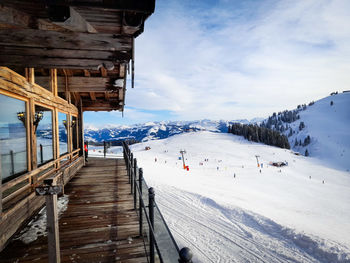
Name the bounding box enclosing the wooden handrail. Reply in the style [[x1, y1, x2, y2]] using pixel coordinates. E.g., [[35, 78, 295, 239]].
[[2, 148, 82, 204]]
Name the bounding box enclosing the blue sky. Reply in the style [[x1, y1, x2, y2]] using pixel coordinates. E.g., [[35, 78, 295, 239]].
[[85, 0, 350, 128]]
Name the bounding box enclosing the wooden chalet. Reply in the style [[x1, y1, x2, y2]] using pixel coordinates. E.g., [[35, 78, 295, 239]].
[[0, 1, 167, 262]]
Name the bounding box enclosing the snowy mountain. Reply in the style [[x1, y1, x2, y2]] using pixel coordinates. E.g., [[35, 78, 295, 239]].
[[84, 119, 245, 143], [260, 92, 350, 171], [130, 131, 350, 262]]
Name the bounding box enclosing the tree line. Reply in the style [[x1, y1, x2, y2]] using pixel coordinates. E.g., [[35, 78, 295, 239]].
[[228, 123, 290, 149]]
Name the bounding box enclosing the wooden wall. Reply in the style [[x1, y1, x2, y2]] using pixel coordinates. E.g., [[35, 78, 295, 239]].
[[0, 67, 84, 251]]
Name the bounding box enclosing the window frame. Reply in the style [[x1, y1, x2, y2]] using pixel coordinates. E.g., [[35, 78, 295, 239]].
[[0, 90, 30, 183], [34, 102, 55, 167]]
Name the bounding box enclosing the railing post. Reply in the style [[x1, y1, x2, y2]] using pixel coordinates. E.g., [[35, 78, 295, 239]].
[[130, 154, 134, 194], [35, 180, 62, 263], [10, 150, 14, 175], [139, 168, 143, 236], [103, 141, 106, 158], [129, 153, 133, 184], [133, 158, 137, 210], [149, 187, 155, 263], [179, 247, 193, 263], [40, 144, 44, 164]]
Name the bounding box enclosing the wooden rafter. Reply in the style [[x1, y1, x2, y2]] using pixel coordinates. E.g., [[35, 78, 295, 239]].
[[89, 92, 96, 101]]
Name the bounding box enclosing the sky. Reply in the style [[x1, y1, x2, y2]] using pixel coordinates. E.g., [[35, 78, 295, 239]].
[[84, 0, 350, 128]]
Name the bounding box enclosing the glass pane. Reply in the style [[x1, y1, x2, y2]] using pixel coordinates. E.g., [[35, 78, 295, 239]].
[[36, 105, 53, 165], [58, 112, 68, 155], [71, 116, 78, 150], [154, 204, 179, 263], [0, 94, 27, 182]]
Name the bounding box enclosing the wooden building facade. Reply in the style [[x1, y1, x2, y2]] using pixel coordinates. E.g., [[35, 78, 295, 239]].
[[0, 0, 155, 252]]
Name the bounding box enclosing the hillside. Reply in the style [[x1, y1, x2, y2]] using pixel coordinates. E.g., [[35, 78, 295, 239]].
[[130, 131, 350, 263], [260, 92, 350, 171]]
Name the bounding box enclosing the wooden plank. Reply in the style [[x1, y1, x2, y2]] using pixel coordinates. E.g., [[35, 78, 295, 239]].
[[0, 28, 132, 51], [0, 46, 131, 61], [0, 55, 116, 70]]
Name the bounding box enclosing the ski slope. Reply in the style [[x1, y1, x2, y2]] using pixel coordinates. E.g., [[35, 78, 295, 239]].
[[129, 131, 350, 263], [287, 92, 350, 171]]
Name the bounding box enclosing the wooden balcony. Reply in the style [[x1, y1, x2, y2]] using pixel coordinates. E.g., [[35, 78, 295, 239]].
[[0, 157, 148, 263]]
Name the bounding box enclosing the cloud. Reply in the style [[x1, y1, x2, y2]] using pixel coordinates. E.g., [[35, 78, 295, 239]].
[[128, 0, 350, 121]]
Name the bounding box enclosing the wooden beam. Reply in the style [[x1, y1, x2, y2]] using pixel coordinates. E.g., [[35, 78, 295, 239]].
[[89, 92, 96, 101], [0, 55, 116, 70], [0, 46, 130, 69], [0, 5, 32, 29], [25, 68, 35, 84], [83, 70, 90, 77], [36, 76, 111, 92], [0, 67, 78, 114], [53, 7, 97, 33], [119, 64, 126, 78], [100, 66, 108, 77], [45, 194, 61, 263], [82, 100, 122, 111], [50, 69, 58, 96], [105, 92, 110, 101], [0, 28, 132, 51]]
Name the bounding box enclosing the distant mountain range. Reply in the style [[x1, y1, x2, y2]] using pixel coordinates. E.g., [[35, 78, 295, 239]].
[[84, 119, 243, 143]]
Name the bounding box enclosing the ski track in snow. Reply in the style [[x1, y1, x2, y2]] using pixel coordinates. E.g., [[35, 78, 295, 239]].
[[155, 185, 349, 263]]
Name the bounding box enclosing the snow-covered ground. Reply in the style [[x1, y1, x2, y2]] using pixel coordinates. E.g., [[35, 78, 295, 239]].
[[88, 145, 123, 158], [288, 92, 350, 171], [125, 131, 350, 263]]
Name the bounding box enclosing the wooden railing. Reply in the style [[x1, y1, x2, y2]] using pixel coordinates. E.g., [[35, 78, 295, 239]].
[[1, 148, 81, 217], [122, 142, 193, 263]]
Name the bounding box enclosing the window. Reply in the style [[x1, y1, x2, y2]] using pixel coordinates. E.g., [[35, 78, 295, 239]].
[[36, 105, 53, 165], [58, 112, 68, 155], [0, 94, 27, 183], [71, 116, 78, 150]]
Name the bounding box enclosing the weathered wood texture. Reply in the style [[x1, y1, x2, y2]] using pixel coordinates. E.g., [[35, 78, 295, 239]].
[[0, 158, 148, 262], [0, 67, 78, 114], [0, 157, 84, 252]]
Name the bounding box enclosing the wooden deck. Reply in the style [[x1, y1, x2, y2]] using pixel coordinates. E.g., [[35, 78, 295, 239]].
[[0, 157, 148, 263]]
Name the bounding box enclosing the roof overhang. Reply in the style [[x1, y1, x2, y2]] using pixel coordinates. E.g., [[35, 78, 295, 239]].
[[0, 0, 155, 111]]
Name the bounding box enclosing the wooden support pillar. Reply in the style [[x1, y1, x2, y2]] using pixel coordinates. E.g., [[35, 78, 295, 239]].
[[35, 182, 62, 263], [53, 109, 59, 169], [50, 69, 58, 97], [46, 194, 61, 263], [25, 68, 35, 84], [78, 98, 84, 162], [29, 98, 37, 172]]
